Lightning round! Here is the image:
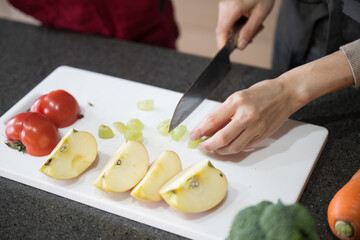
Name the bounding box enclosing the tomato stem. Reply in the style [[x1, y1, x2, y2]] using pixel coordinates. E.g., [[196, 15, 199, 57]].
[[335, 220, 354, 238], [5, 140, 26, 153]]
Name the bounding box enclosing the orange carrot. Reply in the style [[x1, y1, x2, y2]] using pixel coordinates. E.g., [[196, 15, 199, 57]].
[[328, 169, 360, 239]]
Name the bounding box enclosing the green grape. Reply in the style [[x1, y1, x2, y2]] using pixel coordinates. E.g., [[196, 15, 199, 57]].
[[171, 125, 187, 141], [124, 129, 143, 142], [187, 137, 207, 149], [137, 99, 154, 111], [157, 119, 171, 136], [113, 121, 127, 134], [98, 124, 114, 139], [188, 139, 202, 149], [127, 118, 144, 130]]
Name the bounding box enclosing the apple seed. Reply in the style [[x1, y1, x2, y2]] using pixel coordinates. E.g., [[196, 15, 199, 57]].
[[44, 158, 52, 166], [60, 145, 68, 153], [190, 180, 199, 188]]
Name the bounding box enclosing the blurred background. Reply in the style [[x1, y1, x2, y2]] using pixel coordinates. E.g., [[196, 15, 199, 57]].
[[0, 0, 282, 69]]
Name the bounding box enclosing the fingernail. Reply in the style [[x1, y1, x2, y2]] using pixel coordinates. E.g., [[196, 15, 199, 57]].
[[238, 39, 248, 50]]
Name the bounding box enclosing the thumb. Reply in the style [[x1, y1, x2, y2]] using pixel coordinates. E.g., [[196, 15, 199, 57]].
[[216, 29, 228, 50], [216, 0, 243, 49]]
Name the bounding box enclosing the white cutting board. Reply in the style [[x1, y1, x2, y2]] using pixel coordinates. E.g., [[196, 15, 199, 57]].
[[0, 66, 328, 240]]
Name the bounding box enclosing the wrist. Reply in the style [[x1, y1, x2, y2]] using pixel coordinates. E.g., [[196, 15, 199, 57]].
[[276, 69, 311, 114]]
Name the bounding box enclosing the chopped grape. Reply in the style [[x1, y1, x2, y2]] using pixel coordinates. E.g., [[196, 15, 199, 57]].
[[137, 99, 154, 111], [124, 129, 143, 142], [187, 137, 207, 149], [188, 139, 202, 149], [127, 118, 144, 130], [171, 125, 187, 141], [113, 122, 127, 134], [157, 119, 171, 136], [98, 124, 114, 139]]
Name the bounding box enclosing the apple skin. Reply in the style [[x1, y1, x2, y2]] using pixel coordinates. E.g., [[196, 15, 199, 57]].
[[94, 140, 149, 193], [39, 128, 98, 180], [131, 150, 182, 201], [159, 159, 228, 213]]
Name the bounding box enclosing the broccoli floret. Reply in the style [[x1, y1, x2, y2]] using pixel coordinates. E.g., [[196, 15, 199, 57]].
[[260, 201, 319, 240], [227, 200, 319, 240], [227, 201, 272, 240]]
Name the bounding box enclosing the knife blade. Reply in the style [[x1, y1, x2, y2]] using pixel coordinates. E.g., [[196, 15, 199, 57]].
[[169, 17, 247, 132]]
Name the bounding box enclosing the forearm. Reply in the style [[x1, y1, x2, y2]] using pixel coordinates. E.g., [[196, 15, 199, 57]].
[[278, 50, 355, 112], [191, 41, 357, 155]]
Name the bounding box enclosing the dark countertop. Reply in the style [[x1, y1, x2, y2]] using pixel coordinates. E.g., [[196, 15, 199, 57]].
[[0, 19, 359, 240]]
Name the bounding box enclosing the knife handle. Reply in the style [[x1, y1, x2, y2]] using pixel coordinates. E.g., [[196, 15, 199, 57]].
[[225, 17, 248, 52]]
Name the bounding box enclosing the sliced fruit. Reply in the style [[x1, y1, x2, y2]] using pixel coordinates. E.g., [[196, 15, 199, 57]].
[[187, 137, 207, 149], [98, 124, 114, 139], [159, 159, 228, 213], [137, 99, 154, 111], [131, 150, 182, 201], [124, 129, 143, 142], [188, 139, 202, 149], [157, 119, 171, 136], [39, 128, 98, 180], [113, 122, 127, 134], [94, 140, 149, 193], [127, 118, 144, 130], [171, 125, 187, 141]]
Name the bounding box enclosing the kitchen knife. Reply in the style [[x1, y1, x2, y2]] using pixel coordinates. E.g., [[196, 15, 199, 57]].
[[169, 17, 247, 132]]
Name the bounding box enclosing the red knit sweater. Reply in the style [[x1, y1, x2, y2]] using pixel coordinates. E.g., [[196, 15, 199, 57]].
[[8, 0, 179, 49]]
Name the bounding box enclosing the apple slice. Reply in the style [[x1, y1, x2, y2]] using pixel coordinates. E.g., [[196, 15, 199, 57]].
[[94, 140, 149, 193], [39, 128, 98, 180], [159, 159, 228, 213], [131, 150, 182, 201]]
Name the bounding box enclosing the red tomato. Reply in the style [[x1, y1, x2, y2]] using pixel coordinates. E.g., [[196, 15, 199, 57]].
[[30, 89, 81, 128], [5, 112, 61, 156]]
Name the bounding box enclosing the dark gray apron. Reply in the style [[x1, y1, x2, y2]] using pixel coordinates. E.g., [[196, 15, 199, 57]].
[[272, 0, 360, 74]]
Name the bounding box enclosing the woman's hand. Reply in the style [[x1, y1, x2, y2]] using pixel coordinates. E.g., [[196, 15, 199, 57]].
[[216, 0, 275, 49], [190, 78, 300, 155], [190, 50, 355, 155]]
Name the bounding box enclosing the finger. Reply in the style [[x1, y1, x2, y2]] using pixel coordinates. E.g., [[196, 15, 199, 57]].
[[216, 1, 243, 49], [244, 132, 266, 149], [190, 102, 234, 140], [242, 24, 264, 48], [214, 127, 257, 155], [237, 9, 266, 50], [197, 114, 246, 152], [202, 119, 230, 138], [254, 24, 264, 38]]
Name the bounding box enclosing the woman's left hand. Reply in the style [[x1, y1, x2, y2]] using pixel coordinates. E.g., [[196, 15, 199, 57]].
[[189, 78, 301, 155], [190, 50, 356, 155]]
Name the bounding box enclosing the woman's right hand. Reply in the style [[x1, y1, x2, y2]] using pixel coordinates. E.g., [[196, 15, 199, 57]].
[[216, 0, 275, 50]]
